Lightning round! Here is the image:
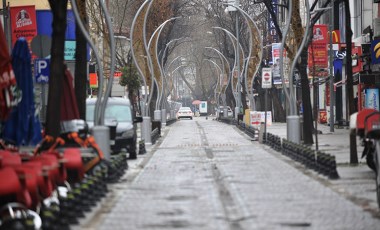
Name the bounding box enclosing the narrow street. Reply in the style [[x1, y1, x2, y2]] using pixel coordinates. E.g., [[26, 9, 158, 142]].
[[80, 117, 380, 230]]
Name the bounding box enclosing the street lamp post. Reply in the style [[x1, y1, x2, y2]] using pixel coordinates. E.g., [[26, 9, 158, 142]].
[[160, 38, 188, 122], [225, 0, 241, 118], [224, 3, 264, 112], [212, 26, 245, 119], [205, 47, 231, 117], [148, 17, 180, 121], [130, 0, 153, 145], [204, 59, 223, 108], [329, 5, 335, 132]]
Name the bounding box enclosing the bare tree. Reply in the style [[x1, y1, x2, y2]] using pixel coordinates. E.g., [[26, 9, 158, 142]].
[[45, 0, 68, 138]]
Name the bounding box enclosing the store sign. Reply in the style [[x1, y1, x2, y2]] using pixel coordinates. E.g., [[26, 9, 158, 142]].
[[371, 39, 380, 64]]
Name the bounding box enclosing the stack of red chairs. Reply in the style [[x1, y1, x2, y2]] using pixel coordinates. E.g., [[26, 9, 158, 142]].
[[0, 146, 85, 228]]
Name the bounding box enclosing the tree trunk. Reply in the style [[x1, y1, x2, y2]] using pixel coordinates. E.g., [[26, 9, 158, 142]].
[[74, 0, 88, 120], [271, 88, 286, 122], [45, 0, 68, 137], [300, 48, 314, 144], [344, 0, 358, 164]]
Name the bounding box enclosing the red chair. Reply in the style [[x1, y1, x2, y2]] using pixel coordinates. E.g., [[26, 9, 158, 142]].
[[30, 154, 60, 189], [23, 161, 53, 198], [63, 148, 84, 183], [12, 166, 39, 209], [0, 150, 21, 168], [0, 167, 31, 209]]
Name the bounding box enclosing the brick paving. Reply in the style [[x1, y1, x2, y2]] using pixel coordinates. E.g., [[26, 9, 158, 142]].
[[79, 118, 380, 229]]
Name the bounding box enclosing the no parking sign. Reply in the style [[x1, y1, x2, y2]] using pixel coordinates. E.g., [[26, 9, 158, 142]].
[[261, 68, 272, 89]]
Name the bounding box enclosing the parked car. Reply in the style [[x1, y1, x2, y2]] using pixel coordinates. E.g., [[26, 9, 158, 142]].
[[176, 107, 194, 120], [218, 106, 233, 118], [86, 97, 142, 159]]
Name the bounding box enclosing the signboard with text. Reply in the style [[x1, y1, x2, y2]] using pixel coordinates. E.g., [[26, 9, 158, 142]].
[[250, 111, 272, 127], [10, 5, 37, 46], [261, 68, 272, 88], [308, 25, 328, 72]]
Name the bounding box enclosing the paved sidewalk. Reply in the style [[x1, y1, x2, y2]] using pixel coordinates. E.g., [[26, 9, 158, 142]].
[[266, 122, 379, 214]]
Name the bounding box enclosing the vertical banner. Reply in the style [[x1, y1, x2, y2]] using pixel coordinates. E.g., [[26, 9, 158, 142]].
[[272, 43, 281, 85], [268, 0, 279, 43], [308, 24, 328, 75], [10, 5, 37, 46]]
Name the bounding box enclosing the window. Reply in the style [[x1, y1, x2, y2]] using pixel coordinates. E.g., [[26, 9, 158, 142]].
[[339, 2, 346, 43], [353, 0, 362, 38], [86, 104, 132, 122]]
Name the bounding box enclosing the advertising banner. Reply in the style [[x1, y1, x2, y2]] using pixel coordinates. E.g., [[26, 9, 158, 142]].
[[352, 46, 362, 74], [89, 73, 98, 88], [250, 111, 272, 127], [308, 25, 328, 73], [268, 0, 279, 43], [371, 39, 380, 65], [272, 43, 283, 85], [365, 88, 379, 110], [10, 5, 37, 46]]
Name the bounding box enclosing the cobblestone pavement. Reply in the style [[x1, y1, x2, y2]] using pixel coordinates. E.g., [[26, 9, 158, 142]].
[[78, 117, 380, 230]]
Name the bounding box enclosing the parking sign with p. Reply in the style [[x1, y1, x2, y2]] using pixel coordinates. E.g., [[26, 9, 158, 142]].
[[34, 59, 50, 83]]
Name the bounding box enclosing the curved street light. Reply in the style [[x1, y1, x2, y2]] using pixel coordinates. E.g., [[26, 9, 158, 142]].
[[148, 17, 181, 115], [203, 59, 223, 108], [205, 47, 231, 104], [212, 26, 245, 113], [130, 0, 153, 145], [159, 38, 191, 121], [224, 3, 264, 111]]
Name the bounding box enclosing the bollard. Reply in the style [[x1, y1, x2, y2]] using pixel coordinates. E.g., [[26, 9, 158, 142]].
[[139, 140, 146, 155], [328, 155, 340, 179], [92, 126, 111, 161], [161, 109, 167, 127], [142, 116, 152, 145]]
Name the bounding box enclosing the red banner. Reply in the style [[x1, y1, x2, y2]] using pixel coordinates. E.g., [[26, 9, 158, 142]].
[[10, 5, 37, 46], [308, 25, 328, 73], [352, 46, 362, 74], [312, 25, 328, 44]]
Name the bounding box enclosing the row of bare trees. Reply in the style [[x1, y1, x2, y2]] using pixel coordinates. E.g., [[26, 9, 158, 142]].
[[45, 0, 356, 157]]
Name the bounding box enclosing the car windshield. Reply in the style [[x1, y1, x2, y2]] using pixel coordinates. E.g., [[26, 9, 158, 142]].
[[86, 104, 132, 122], [179, 107, 191, 112]]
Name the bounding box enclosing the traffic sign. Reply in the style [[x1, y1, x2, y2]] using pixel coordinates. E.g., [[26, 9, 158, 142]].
[[262, 67, 272, 88], [34, 59, 50, 83], [31, 35, 51, 58]]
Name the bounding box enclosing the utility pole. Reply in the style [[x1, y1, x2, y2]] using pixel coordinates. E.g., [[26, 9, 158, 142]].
[[329, 4, 335, 132], [2, 0, 10, 51]]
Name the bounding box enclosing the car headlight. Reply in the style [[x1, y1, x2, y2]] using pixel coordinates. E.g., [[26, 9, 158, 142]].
[[121, 129, 134, 138]]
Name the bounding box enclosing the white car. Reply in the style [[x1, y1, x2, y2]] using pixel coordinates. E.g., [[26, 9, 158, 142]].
[[218, 106, 233, 118], [176, 107, 194, 120]]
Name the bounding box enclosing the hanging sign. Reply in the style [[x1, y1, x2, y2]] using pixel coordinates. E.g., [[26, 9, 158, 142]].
[[10, 5, 37, 46]]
